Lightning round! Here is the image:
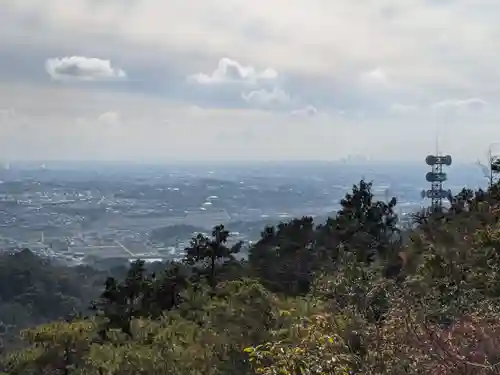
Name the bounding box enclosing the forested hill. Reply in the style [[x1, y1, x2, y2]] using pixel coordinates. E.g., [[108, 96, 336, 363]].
[[2, 179, 500, 374], [0, 249, 124, 350]]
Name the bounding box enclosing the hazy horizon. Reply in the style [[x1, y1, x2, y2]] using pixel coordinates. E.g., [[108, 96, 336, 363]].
[[0, 158, 484, 167]]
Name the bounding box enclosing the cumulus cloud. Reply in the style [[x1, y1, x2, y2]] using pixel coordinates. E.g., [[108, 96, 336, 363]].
[[290, 105, 318, 117], [241, 88, 290, 108], [97, 111, 121, 126], [4, 0, 500, 101], [360, 67, 390, 87], [4, 1, 500, 162], [187, 58, 278, 85], [1, 83, 499, 162], [432, 98, 488, 112], [45, 56, 127, 81], [389, 103, 419, 114], [0, 108, 16, 120]]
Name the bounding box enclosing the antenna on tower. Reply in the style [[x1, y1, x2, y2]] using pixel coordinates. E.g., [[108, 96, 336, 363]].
[[421, 153, 452, 214], [435, 131, 440, 157]]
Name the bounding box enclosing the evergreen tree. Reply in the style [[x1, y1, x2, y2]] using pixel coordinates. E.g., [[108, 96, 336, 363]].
[[184, 225, 242, 289]]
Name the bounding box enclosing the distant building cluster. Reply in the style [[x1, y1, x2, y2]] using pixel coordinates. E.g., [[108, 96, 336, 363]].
[[0, 161, 483, 267]]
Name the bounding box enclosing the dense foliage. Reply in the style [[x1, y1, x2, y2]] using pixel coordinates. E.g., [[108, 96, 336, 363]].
[[2, 178, 500, 374], [0, 250, 125, 351]]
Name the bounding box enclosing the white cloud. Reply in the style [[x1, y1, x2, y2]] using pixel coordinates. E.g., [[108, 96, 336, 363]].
[[290, 105, 318, 117], [432, 98, 488, 112], [3, 0, 500, 97], [0, 83, 499, 163], [241, 88, 290, 108], [187, 58, 278, 85], [97, 111, 121, 126], [389, 103, 419, 114], [45, 56, 127, 81], [0, 108, 16, 120], [2, 1, 500, 162], [360, 67, 390, 87]]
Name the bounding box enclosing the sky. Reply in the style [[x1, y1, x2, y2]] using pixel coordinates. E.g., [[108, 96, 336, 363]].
[[0, 0, 499, 163]]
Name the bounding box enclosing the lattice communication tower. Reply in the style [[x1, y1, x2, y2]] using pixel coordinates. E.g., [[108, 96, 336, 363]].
[[421, 154, 452, 213]]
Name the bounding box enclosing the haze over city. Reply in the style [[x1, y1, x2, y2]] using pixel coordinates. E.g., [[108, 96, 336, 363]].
[[4, 2, 500, 374], [1, 1, 499, 162]]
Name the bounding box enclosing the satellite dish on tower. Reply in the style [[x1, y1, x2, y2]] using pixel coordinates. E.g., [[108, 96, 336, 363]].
[[426, 155, 452, 166], [426, 172, 447, 182], [424, 153, 452, 212], [425, 155, 436, 166]]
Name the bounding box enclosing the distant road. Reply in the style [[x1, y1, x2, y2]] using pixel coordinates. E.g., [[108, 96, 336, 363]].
[[114, 240, 135, 256]]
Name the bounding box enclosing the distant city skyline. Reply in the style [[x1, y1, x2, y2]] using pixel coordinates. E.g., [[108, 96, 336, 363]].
[[0, 156, 490, 167]]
